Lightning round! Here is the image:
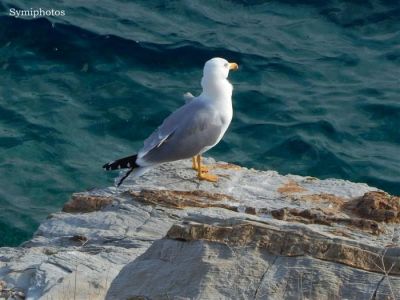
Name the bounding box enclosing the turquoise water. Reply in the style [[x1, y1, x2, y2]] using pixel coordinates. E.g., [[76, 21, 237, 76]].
[[0, 0, 399, 246]]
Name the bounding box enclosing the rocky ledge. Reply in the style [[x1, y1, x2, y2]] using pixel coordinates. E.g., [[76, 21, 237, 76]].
[[1, 158, 400, 299]]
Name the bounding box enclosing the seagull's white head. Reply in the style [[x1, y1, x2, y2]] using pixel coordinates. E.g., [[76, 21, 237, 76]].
[[203, 57, 239, 80]]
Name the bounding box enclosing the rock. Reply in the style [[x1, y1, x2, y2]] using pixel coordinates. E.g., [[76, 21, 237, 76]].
[[277, 179, 307, 194], [0, 278, 25, 300], [347, 191, 400, 223], [0, 158, 399, 299], [270, 207, 382, 234], [62, 194, 113, 213]]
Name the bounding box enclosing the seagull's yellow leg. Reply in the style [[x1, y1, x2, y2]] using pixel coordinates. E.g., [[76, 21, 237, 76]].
[[192, 156, 198, 170], [192, 155, 210, 173], [197, 155, 218, 182]]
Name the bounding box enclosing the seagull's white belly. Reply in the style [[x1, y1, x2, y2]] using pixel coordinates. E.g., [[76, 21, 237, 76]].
[[199, 106, 232, 154]]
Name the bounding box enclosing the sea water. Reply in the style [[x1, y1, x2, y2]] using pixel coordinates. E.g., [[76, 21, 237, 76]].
[[0, 0, 399, 246]]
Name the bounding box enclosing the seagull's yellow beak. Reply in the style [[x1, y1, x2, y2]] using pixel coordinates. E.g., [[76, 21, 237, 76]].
[[229, 62, 239, 71]]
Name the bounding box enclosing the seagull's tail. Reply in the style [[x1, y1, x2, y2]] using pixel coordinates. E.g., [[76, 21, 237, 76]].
[[103, 154, 152, 187], [102, 154, 138, 171]]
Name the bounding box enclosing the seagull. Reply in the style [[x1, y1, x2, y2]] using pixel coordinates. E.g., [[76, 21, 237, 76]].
[[103, 57, 239, 186]]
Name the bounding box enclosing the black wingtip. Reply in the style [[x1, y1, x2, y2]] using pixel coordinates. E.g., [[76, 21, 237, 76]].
[[102, 154, 138, 171]]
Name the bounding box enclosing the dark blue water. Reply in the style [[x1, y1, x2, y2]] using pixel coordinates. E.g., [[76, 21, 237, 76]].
[[0, 0, 399, 246]]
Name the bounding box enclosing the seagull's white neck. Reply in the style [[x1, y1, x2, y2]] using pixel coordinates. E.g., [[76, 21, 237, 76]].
[[200, 76, 233, 102]]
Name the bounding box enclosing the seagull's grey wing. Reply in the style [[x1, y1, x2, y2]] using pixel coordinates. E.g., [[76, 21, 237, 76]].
[[138, 101, 225, 165], [183, 92, 195, 103], [137, 99, 200, 160]]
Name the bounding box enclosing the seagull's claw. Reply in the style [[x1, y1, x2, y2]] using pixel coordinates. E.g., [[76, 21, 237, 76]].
[[199, 166, 210, 173], [192, 164, 210, 173], [198, 172, 218, 182], [194, 155, 217, 181]]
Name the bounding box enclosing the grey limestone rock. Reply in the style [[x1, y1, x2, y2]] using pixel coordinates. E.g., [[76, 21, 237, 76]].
[[0, 158, 399, 299]]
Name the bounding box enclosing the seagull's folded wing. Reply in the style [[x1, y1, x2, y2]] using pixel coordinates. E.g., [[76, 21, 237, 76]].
[[137, 99, 223, 166]]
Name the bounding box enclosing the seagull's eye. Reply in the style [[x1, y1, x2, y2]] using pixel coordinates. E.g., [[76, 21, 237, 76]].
[[224, 63, 229, 68]]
